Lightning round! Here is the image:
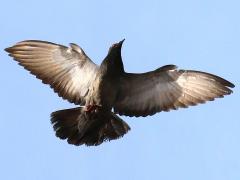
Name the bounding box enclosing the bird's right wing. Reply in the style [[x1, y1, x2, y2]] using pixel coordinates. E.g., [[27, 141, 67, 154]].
[[5, 40, 98, 105], [114, 65, 234, 117]]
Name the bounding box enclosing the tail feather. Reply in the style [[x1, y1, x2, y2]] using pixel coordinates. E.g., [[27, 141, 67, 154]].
[[51, 107, 130, 146]]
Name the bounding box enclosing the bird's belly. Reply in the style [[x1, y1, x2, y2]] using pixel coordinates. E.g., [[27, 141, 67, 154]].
[[87, 77, 118, 110]]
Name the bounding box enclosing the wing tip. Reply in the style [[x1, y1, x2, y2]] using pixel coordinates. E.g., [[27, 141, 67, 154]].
[[217, 77, 235, 88], [5, 47, 12, 53], [227, 81, 235, 88], [187, 70, 235, 88]]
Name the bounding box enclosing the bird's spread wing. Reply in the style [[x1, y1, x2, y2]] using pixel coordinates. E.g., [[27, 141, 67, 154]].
[[5, 40, 98, 105], [114, 65, 234, 117]]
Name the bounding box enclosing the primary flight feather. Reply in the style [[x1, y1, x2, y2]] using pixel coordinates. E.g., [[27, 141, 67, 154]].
[[5, 39, 234, 146]]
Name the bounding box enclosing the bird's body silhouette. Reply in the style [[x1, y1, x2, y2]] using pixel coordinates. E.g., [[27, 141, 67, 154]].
[[5, 39, 234, 146]]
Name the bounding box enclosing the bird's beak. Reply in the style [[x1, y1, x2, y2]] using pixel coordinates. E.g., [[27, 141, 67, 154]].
[[118, 39, 125, 47]]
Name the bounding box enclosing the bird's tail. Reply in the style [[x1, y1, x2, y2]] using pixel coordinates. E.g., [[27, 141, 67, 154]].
[[51, 107, 130, 146]]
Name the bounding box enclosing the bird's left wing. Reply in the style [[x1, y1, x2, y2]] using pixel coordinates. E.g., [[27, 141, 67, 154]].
[[114, 65, 234, 117], [5, 40, 98, 105]]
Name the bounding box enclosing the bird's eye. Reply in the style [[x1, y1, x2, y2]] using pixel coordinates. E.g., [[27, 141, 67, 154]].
[[111, 44, 118, 48]]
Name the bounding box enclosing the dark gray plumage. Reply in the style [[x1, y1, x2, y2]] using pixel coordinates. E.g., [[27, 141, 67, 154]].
[[5, 39, 234, 146]]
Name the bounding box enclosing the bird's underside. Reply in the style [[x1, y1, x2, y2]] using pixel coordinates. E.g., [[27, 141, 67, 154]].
[[5, 40, 234, 146]]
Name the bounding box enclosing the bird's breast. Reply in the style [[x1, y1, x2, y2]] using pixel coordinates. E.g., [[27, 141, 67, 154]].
[[87, 75, 119, 110]]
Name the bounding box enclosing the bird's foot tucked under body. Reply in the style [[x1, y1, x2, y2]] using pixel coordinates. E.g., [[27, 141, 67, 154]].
[[84, 104, 101, 113]]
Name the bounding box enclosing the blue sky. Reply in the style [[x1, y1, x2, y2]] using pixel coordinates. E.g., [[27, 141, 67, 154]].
[[0, 0, 239, 179]]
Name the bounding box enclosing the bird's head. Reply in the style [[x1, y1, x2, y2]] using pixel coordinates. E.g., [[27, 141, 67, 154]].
[[101, 39, 125, 74], [108, 39, 125, 55]]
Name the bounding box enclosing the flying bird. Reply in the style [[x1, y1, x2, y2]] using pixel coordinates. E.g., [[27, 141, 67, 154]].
[[5, 39, 234, 146]]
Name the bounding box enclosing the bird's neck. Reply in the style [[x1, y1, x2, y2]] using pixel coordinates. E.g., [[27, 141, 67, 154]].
[[100, 54, 124, 76]]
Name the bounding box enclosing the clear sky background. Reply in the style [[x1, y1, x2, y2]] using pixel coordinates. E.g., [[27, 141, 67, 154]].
[[0, 0, 239, 180]]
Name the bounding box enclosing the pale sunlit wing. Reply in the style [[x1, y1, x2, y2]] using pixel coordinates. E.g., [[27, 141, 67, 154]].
[[5, 40, 98, 105]]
